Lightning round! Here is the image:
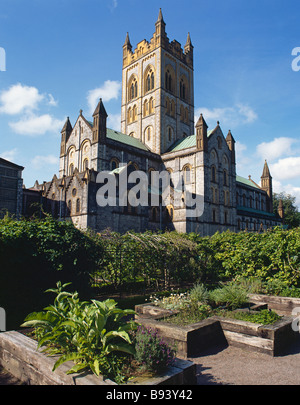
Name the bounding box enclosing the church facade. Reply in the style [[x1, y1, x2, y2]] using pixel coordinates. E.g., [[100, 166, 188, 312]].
[[30, 10, 283, 236]]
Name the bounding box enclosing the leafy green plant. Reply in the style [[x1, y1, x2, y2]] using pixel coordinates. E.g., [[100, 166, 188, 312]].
[[21, 282, 137, 382], [225, 309, 281, 325], [134, 325, 176, 373], [209, 282, 249, 310], [189, 283, 210, 304]]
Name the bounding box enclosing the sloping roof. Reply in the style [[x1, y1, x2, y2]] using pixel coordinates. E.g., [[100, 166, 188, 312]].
[[0, 157, 24, 170], [167, 130, 215, 153], [236, 175, 261, 190], [106, 128, 150, 151], [237, 205, 277, 218]]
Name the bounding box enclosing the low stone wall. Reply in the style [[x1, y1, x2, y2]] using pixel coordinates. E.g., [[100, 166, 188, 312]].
[[0, 331, 196, 385]]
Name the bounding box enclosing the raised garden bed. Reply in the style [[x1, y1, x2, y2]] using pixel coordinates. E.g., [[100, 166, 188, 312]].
[[249, 293, 300, 316], [135, 298, 299, 358], [0, 331, 196, 385]]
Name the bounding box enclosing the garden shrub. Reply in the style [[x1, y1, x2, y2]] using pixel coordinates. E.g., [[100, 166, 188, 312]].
[[0, 216, 104, 329], [21, 282, 137, 383], [134, 325, 176, 373]]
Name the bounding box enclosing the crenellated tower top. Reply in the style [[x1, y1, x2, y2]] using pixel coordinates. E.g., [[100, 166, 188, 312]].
[[122, 9, 193, 69]]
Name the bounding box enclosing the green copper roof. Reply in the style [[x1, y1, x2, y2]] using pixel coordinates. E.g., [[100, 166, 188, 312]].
[[106, 128, 150, 152], [167, 130, 214, 152], [236, 175, 261, 189], [237, 206, 277, 218]]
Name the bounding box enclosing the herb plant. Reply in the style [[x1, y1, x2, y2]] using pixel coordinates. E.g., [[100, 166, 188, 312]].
[[21, 282, 137, 382]]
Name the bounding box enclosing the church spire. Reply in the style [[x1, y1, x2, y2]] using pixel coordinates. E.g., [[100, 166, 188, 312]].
[[155, 8, 166, 41], [185, 32, 192, 48], [60, 117, 72, 157], [226, 130, 236, 163], [261, 160, 273, 212], [157, 8, 165, 23], [124, 32, 132, 50], [92, 98, 108, 144], [195, 114, 208, 152]]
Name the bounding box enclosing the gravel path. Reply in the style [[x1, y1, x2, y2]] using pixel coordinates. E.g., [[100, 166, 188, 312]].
[[193, 336, 300, 385]]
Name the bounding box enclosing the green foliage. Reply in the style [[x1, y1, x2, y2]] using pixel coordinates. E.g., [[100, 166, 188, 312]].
[[189, 283, 210, 304], [273, 192, 300, 229], [134, 325, 176, 373], [0, 216, 104, 329], [21, 282, 137, 383], [209, 282, 249, 310], [224, 309, 281, 325]]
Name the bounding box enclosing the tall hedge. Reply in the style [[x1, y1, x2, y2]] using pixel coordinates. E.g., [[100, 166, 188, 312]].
[[0, 216, 103, 330]]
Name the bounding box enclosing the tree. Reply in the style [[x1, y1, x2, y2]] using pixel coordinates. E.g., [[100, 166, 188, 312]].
[[273, 192, 300, 228]]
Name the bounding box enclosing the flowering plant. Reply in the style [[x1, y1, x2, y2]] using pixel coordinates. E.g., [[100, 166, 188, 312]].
[[149, 292, 190, 311], [134, 325, 176, 373]]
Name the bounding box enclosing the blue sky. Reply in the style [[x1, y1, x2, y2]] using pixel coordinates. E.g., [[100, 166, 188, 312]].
[[0, 0, 300, 207]]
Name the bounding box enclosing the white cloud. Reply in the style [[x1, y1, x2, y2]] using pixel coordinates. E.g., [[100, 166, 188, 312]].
[[195, 103, 257, 129], [0, 83, 44, 115], [270, 157, 300, 181], [31, 154, 59, 169], [256, 137, 299, 162], [9, 114, 65, 136], [108, 0, 118, 11], [0, 148, 18, 162], [48, 94, 58, 107], [272, 179, 300, 209], [87, 80, 121, 114], [235, 141, 252, 172], [107, 113, 121, 131]]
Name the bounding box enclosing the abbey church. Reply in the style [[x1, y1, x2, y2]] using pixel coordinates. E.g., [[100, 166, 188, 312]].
[[29, 9, 283, 235]]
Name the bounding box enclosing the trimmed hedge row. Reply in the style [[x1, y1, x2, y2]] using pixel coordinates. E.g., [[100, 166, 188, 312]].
[[1, 216, 299, 329]]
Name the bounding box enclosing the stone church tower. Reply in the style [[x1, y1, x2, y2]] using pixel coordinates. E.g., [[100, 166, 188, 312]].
[[121, 9, 195, 155], [29, 9, 283, 236]]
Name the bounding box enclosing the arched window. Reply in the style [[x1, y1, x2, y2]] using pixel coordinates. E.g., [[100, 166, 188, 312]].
[[183, 165, 191, 184], [170, 100, 175, 117], [83, 158, 89, 171], [133, 105, 137, 121], [144, 66, 155, 94], [165, 98, 170, 115], [165, 67, 175, 94], [110, 158, 119, 171], [145, 126, 152, 143], [180, 105, 185, 122], [128, 76, 138, 101], [149, 97, 154, 114], [212, 209, 217, 223], [223, 169, 228, 186], [211, 166, 216, 182], [67, 200, 72, 216], [127, 107, 131, 123], [69, 163, 74, 176], [144, 99, 149, 117], [76, 198, 80, 214]]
